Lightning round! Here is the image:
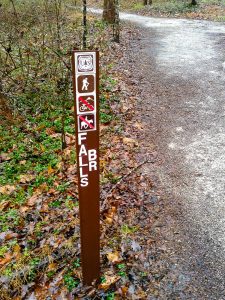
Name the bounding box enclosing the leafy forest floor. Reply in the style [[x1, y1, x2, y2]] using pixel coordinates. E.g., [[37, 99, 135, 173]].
[[0, 4, 170, 299], [1, 1, 224, 299], [89, 0, 225, 22], [122, 0, 225, 22]]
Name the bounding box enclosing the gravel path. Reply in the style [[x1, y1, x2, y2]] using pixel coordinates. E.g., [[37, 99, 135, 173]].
[[91, 9, 225, 298], [124, 14, 225, 299]]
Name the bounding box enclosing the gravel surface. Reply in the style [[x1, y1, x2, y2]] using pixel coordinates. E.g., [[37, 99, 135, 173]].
[[123, 14, 225, 299], [91, 9, 225, 298]]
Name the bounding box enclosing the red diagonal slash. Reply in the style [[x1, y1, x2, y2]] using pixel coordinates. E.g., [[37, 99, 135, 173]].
[[79, 97, 94, 111], [79, 115, 94, 129]]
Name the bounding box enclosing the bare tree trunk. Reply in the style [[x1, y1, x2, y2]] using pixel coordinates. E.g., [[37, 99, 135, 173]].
[[83, 0, 87, 49], [113, 0, 119, 43], [143, 0, 152, 5], [103, 0, 116, 24], [103, 0, 120, 42], [54, 0, 62, 51]]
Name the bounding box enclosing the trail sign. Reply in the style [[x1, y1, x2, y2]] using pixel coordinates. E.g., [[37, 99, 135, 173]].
[[77, 54, 95, 72], [72, 51, 100, 285], [78, 114, 96, 132], [77, 75, 95, 93], [78, 96, 95, 113]]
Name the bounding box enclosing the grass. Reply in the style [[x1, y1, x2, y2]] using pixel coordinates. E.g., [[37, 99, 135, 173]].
[[130, 0, 200, 14], [0, 69, 117, 297], [150, 1, 199, 13], [0, 1, 132, 298], [118, 0, 225, 21], [201, 0, 225, 4], [217, 14, 225, 20]]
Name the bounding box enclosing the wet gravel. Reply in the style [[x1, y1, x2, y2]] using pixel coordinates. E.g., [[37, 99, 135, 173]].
[[120, 13, 225, 299]]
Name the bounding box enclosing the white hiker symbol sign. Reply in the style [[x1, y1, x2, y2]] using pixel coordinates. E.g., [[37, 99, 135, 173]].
[[78, 75, 95, 93], [82, 78, 89, 91], [78, 114, 95, 131]]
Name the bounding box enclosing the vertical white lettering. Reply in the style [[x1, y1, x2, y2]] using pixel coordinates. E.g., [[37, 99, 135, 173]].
[[81, 178, 88, 187], [79, 156, 88, 167], [79, 144, 88, 156], [80, 167, 88, 178], [78, 132, 87, 145], [88, 149, 97, 161], [89, 161, 97, 171]]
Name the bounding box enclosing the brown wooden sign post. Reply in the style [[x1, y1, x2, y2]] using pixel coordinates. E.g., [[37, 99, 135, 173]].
[[72, 50, 100, 285]]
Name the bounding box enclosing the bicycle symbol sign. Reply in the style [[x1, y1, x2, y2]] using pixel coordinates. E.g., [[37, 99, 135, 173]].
[[78, 96, 95, 113]]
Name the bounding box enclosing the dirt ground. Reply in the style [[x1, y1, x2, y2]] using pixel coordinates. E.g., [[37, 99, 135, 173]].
[[1, 4, 225, 298], [121, 13, 225, 299]]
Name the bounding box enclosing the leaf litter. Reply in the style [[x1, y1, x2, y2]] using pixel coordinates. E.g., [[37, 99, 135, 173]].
[[0, 17, 176, 300]]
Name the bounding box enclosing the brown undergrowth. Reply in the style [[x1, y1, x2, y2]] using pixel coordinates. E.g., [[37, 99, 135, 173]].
[[0, 22, 164, 298]]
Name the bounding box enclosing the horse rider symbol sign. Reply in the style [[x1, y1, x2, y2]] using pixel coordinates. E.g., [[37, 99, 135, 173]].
[[78, 114, 95, 132]]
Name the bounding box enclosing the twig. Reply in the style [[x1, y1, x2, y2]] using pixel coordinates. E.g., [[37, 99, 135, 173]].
[[45, 45, 71, 70], [83, 0, 87, 49], [101, 158, 155, 210], [0, 248, 78, 292]]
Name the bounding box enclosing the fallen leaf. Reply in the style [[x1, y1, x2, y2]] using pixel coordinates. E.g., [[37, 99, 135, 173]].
[[105, 217, 113, 224], [63, 148, 72, 158], [48, 188, 57, 194], [107, 251, 121, 263], [99, 274, 120, 290], [104, 206, 117, 225], [45, 127, 55, 135], [100, 124, 109, 133], [134, 121, 144, 130], [121, 286, 128, 296], [48, 165, 54, 175], [0, 201, 10, 211], [0, 185, 16, 195], [40, 203, 49, 213], [50, 133, 61, 139], [65, 133, 75, 145], [19, 206, 29, 214], [0, 153, 11, 162], [47, 262, 57, 271], [13, 244, 21, 259], [19, 174, 35, 183], [27, 194, 39, 206], [5, 232, 18, 241], [0, 253, 12, 266], [35, 183, 48, 193], [67, 164, 76, 174], [121, 103, 130, 113], [36, 124, 45, 132], [123, 137, 138, 147]]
